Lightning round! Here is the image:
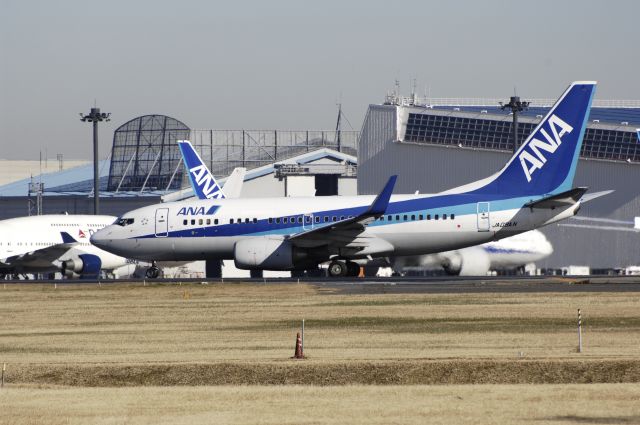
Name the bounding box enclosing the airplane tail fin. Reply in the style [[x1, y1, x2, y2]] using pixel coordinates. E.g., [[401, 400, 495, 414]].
[[222, 167, 246, 198], [177, 140, 225, 200], [458, 81, 596, 197]]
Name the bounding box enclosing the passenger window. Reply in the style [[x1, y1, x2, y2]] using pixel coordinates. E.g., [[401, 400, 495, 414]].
[[396, 215, 400, 221], [183, 219, 187, 225], [411, 215, 415, 220], [237, 218, 241, 224], [387, 215, 392, 221], [427, 214, 431, 220], [435, 214, 439, 220], [298, 217, 303, 224], [268, 218, 273, 224], [419, 214, 423, 220], [305, 216, 311, 223], [443, 214, 447, 220], [191, 219, 196, 225], [276, 218, 281, 224], [199, 219, 203, 225], [245, 218, 250, 224], [340, 216, 345, 220], [380, 216, 385, 221], [253, 218, 257, 224], [332, 216, 337, 222], [283, 217, 288, 224], [230, 219, 234, 224], [214, 219, 219, 225], [403, 215, 408, 221], [315, 216, 320, 223], [451, 214, 455, 220], [206, 219, 211, 225], [324, 216, 329, 222]]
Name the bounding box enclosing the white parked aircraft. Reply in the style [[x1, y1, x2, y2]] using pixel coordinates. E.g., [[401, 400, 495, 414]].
[[0, 214, 129, 279], [91, 81, 609, 277], [392, 229, 553, 276]]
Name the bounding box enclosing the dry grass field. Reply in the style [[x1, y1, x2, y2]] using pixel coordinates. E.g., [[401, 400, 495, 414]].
[[2, 384, 640, 425], [1, 282, 639, 423]]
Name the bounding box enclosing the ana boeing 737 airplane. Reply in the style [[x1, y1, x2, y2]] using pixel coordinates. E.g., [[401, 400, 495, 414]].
[[91, 81, 608, 277]]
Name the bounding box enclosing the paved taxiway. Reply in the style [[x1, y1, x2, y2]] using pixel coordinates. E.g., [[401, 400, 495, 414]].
[[3, 275, 640, 294]]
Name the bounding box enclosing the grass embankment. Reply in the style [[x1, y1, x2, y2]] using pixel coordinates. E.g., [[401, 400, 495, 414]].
[[0, 282, 639, 386]]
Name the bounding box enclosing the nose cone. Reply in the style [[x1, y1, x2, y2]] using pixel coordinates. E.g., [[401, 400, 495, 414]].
[[90, 226, 112, 250]]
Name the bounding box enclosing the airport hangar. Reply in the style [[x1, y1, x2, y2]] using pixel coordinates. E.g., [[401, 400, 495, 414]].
[[0, 114, 359, 221], [358, 94, 640, 271]]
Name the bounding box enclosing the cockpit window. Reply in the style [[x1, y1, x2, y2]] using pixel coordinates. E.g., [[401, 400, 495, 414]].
[[115, 218, 135, 226]]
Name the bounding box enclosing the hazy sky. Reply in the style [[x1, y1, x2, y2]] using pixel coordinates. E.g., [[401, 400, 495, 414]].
[[1, 0, 638, 160]]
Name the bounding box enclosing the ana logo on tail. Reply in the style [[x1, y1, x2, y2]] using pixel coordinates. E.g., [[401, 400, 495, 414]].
[[519, 114, 573, 182], [188, 165, 223, 199], [177, 140, 226, 200]]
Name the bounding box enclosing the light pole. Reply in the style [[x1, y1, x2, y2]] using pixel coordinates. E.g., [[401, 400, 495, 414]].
[[500, 96, 530, 153], [80, 107, 110, 214]]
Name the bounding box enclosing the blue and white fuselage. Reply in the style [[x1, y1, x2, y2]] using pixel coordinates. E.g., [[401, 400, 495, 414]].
[[91, 82, 601, 276]]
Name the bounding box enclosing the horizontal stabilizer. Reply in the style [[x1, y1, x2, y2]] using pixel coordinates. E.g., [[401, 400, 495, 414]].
[[60, 231, 78, 244], [581, 190, 614, 203], [525, 187, 588, 209]]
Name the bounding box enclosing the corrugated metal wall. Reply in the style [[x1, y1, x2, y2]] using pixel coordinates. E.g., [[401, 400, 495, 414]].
[[358, 104, 640, 269]]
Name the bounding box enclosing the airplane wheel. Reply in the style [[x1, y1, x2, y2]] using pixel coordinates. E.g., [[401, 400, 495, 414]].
[[346, 261, 360, 277], [328, 260, 347, 277], [145, 267, 160, 279]]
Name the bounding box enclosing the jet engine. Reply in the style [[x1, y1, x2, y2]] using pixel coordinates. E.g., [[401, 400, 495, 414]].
[[61, 254, 102, 279], [440, 247, 491, 276], [234, 238, 325, 270]]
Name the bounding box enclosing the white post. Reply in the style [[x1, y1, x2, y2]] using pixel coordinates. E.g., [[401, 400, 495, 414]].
[[301, 319, 305, 354], [578, 308, 583, 353]]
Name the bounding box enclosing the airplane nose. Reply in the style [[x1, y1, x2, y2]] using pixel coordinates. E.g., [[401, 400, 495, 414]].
[[90, 228, 110, 249]]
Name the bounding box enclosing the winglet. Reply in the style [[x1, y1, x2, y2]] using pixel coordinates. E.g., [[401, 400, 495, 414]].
[[60, 232, 77, 244], [367, 175, 397, 215]]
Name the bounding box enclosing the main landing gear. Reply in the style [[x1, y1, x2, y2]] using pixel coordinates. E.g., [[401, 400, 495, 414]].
[[145, 262, 160, 279], [328, 260, 360, 278]]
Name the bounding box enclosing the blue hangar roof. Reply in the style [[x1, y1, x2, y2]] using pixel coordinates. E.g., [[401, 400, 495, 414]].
[[0, 160, 167, 197], [430, 105, 640, 127]]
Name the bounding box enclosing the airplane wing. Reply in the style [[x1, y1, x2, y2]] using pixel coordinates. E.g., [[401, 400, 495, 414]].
[[0, 232, 78, 267], [286, 176, 397, 253], [222, 167, 246, 198]]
